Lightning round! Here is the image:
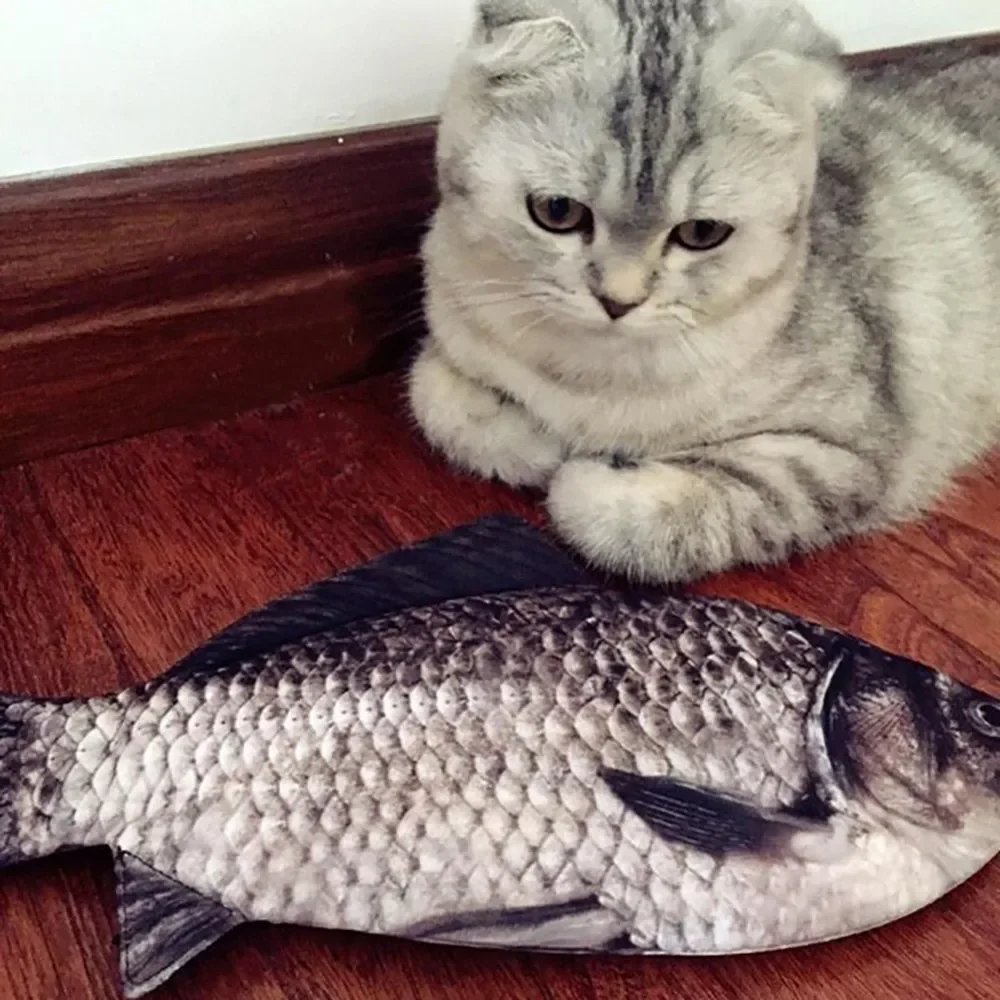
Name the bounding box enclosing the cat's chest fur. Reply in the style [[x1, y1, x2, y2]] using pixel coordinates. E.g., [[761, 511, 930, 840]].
[[434, 301, 816, 459]]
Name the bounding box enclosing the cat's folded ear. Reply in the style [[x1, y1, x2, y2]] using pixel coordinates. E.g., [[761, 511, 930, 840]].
[[469, 1, 585, 97], [710, 1, 848, 130]]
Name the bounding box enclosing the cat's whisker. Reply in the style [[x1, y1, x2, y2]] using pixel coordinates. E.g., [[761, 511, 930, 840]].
[[376, 305, 436, 341], [446, 277, 527, 288], [462, 295, 552, 309], [671, 327, 741, 377], [450, 286, 554, 301], [506, 310, 554, 343]]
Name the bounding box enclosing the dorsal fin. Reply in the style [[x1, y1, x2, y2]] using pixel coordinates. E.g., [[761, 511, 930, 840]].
[[165, 515, 589, 682], [114, 851, 245, 998]]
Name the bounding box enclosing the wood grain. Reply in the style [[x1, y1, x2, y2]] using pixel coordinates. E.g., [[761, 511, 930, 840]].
[[0, 371, 998, 1000], [3, 34, 999, 473], [0, 124, 436, 469]]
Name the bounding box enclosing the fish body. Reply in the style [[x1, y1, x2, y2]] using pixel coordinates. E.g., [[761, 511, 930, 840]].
[[1, 516, 999, 997]]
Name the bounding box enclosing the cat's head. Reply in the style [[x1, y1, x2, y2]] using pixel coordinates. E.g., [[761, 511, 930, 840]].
[[427, 0, 846, 344]]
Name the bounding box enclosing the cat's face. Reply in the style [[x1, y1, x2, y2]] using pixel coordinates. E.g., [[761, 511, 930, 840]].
[[428, 0, 845, 344]]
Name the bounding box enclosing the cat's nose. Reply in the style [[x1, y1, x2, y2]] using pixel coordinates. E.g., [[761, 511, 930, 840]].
[[597, 295, 641, 320], [591, 258, 652, 320]]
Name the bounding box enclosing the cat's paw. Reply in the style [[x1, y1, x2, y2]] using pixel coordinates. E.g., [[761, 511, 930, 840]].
[[546, 458, 706, 583], [408, 344, 563, 488], [468, 401, 566, 487]]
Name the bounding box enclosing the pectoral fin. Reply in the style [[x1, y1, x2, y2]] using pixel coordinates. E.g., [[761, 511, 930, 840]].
[[114, 850, 245, 999], [602, 769, 852, 863], [404, 895, 630, 952]]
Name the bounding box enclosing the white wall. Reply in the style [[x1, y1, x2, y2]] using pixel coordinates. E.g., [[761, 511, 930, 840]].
[[0, 1, 996, 181]]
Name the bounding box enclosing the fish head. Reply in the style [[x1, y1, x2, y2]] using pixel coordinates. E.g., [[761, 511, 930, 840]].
[[934, 675, 1000, 804], [819, 643, 1000, 871]]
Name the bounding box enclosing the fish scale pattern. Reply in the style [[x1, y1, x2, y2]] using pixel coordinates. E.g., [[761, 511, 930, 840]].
[[11, 588, 845, 951]]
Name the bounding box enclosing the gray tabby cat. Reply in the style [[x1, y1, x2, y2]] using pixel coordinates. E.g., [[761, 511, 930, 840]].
[[408, 0, 1000, 584]]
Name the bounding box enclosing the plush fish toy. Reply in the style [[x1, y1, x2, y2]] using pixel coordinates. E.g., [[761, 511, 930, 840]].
[[1, 515, 998, 998]]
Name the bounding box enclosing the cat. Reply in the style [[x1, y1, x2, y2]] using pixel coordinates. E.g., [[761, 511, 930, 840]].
[[407, 0, 1000, 584]]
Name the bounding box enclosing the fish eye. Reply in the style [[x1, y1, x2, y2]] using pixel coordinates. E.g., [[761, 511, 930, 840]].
[[527, 195, 593, 235], [968, 700, 1000, 738], [670, 219, 735, 252]]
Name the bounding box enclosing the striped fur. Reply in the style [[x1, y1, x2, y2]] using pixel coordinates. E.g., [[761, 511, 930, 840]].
[[409, 0, 1000, 584]]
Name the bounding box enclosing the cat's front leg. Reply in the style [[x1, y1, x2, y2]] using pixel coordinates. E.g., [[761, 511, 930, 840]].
[[408, 340, 564, 488], [546, 433, 884, 583]]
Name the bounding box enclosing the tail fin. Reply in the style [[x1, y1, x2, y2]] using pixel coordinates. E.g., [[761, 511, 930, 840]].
[[0, 695, 29, 868], [0, 694, 69, 870]]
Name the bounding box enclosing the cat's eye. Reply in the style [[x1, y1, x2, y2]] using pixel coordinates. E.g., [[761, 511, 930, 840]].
[[527, 195, 592, 235], [969, 700, 1000, 738], [671, 219, 735, 252]]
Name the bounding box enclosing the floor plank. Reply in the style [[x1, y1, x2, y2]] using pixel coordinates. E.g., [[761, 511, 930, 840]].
[[1, 371, 998, 1000]]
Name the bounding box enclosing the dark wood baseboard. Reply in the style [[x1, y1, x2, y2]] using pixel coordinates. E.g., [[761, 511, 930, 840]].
[[0, 124, 437, 468], [1, 32, 997, 470]]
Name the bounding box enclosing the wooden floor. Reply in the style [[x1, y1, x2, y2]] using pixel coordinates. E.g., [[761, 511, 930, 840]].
[[1, 371, 998, 1000]]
